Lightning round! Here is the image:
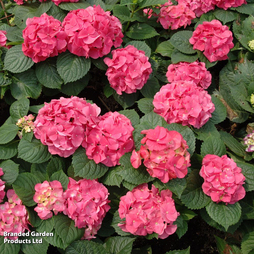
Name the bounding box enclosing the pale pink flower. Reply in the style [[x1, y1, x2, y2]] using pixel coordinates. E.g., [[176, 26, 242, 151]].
[[22, 13, 67, 63], [244, 132, 254, 152], [104, 45, 152, 95], [131, 126, 191, 183], [34, 96, 101, 158], [212, 0, 246, 10], [63, 178, 110, 240], [62, 6, 123, 59], [0, 168, 5, 203], [118, 184, 179, 239], [153, 81, 215, 129], [189, 20, 234, 62], [200, 154, 246, 204], [83, 112, 134, 167]]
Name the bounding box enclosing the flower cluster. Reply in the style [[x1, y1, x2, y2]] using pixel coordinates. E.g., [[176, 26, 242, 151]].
[[0, 30, 8, 48], [200, 155, 246, 204], [63, 178, 110, 240], [0, 168, 5, 203], [212, 0, 246, 10], [153, 81, 215, 129], [34, 96, 101, 158], [131, 126, 190, 183], [166, 61, 212, 89], [118, 184, 179, 239], [16, 114, 35, 139], [104, 45, 152, 95], [0, 190, 30, 239], [189, 20, 234, 62], [62, 6, 123, 58], [33, 181, 65, 220], [244, 131, 254, 152], [22, 13, 67, 63], [83, 112, 134, 167]]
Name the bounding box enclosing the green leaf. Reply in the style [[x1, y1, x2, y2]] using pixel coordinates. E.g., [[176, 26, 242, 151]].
[[36, 59, 63, 89], [175, 215, 188, 239], [241, 231, 254, 254], [126, 23, 159, 40], [170, 31, 196, 55], [11, 69, 41, 99], [194, 121, 220, 141], [54, 214, 85, 249], [165, 247, 190, 254], [101, 166, 123, 187], [139, 0, 167, 7], [10, 97, 30, 122], [140, 111, 163, 128], [113, 5, 133, 21], [58, 1, 90, 11], [197, 51, 217, 69], [156, 40, 174, 58], [65, 240, 108, 254], [47, 3, 66, 21], [61, 75, 89, 96], [18, 138, 51, 164], [111, 210, 132, 237], [237, 162, 254, 192], [137, 98, 154, 114], [0, 160, 19, 185], [21, 235, 49, 254], [171, 49, 198, 64], [213, 9, 238, 24], [206, 202, 241, 231], [200, 136, 226, 157], [118, 109, 140, 126], [132, 122, 151, 150], [125, 41, 151, 57], [0, 142, 18, 160], [215, 236, 241, 254], [233, 3, 254, 15], [113, 91, 139, 109], [46, 157, 65, 177], [50, 170, 69, 191], [57, 51, 91, 83], [4, 45, 34, 73], [140, 77, 160, 98], [181, 169, 211, 209], [72, 148, 108, 179], [29, 104, 44, 114], [0, 236, 20, 254], [87, 0, 106, 10], [31, 162, 48, 182], [0, 124, 18, 144], [105, 236, 135, 254], [12, 172, 41, 206], [210, 95, 227, 124]]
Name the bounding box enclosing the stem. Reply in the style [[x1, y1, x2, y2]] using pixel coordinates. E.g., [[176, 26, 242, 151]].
[[123, 7, 136, 33], [0, 0, 10, 25]]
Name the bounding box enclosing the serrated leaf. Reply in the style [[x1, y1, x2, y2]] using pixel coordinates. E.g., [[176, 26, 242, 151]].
[[210, 95, 227, 124], [0, 160, 19, 185], [213, 9, 238, 24], [31, 162, 48, 182], [171, 49, 198, 64], [12, 172, 41, 206], [61, 75, 89, 96], [162, 178, 187, 199], [87, 0, 106, 10], [126, 23, 159, 40], [140, 77, 160, 98], [194, 121, 220, 141], [175, 215, 188, 239], [137, 98, 154, 114], [37, 217, 54, 234], [156, 40, 174, 57], [47, 3, 66, 21], [118, 109, 140, 126], [233, 3, 254, 15], [58, 1, 90, 10], [72, 148, 108, 179], [206, 202, 241, 230], [113, 5, 133, 21], [139, 0, 167, 7], [113, 91, 139, 109], [44, 229, 66, 249], [181, 169, 211, 209], [200, 136, 226, 157], [0, 236, 20, 254], [111, 210, 132, 237], [57, 52, 91, 83], [140, 111, 163, 128], [26, 207, 42, 228], [4, 45, 34, 73], [46, 157, 65, 177], [18, 138, 51, 164], [101, 166, 123, 187], [105, 236, 135, 254], [125, 41, 151, 57], [50, 170, 69, 191], [0, 124, 18, 144], [21, 235, 49, 254], [10, 97, 30, 122], [237, 162, 254, 192], [0, 142, 18, 160], [165, 247, 190, 254], [132, 122, 151, 150], [242, 231, 254, 254]]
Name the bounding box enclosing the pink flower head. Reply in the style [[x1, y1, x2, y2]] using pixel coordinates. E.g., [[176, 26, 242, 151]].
[[131, 126, 191, 183], [153, 81, 215, 129], [22, 13, 67, 63], [166, 61, 212, 89], [62, 6, 123, 59], [34, 96, 101, 158], [0, 168, 5, 203], [83, 112, 134, 167], [118, 183, 179, 239], [200, 154, 246, 204], [158, 2, 196, 30], [33, 180, 66, 220], [0, 30, 8, 48], [212, 0, 246, 10], [189, 20, 234, 62], [244, 132, 254, 152], [0, 190, 30, 239], [63, 178, 110, 240], [13, 0, 26, 4], [104, 45, 152, 95]]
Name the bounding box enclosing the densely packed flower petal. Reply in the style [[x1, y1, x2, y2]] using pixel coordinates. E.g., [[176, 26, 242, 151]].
[[63, 178, 110, 240], [22, 13, 67, 63], [34, 96, 101, 158], [244, 131, 254, 152], [166, 61, 212, 89], [212, 0, 246, 10], [189, 20, 234, 62], [131, 126, 191, 183], [200, 154, 246, 204], [33, 180, 66, 220], [118, 183, 179, 239], [0, 30, 8, 48], [104, 45, 152, 95], [83, 112, 134, 167], [62, 6, 123, 58], [0, 168, 5, 203], [153, 81, 215, 129]]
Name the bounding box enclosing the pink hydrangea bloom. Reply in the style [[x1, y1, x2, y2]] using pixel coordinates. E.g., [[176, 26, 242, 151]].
[[189, 20, 234, 62], [212, 0, 247, 10], [34, 96, 101, 158], [118, 183, 179, 239], [0, 30, 8, 48], [63, 178, 110, 240], [131, 126, 191, 183], [0, 168, 5, 203], [166, 61, 212, 89], [13, 0, 26, 4], [33, 180, 66, 220], [153, 81, 215, 129], [62, 6, 123, 59], [104, 45, 152, 95], [83, 112, 134, 167], [0, 190, 30, 239], [244, 132, 254, 152], [200, 154, 246, 204], [22, 13, 67, 63], [158, 2, 196, 30]]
